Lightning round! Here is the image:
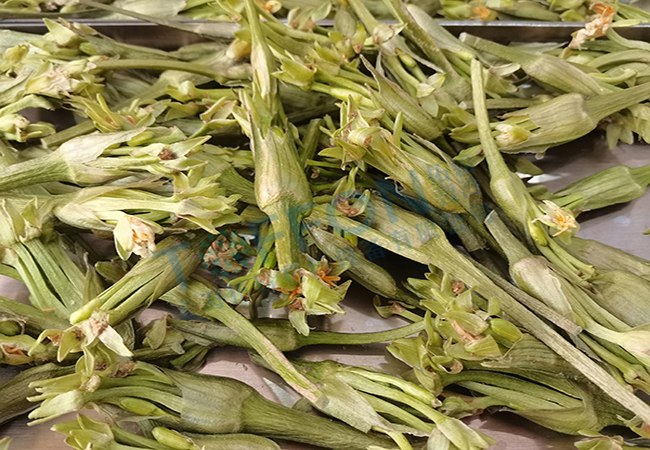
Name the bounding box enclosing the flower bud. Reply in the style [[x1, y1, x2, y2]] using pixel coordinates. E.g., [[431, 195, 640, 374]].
[[434, 415, 497, 450], [486, 211, 580, 322], [363, 58, 444, 140], [562, 237, 650, 280], [491, 0, 561, 20], [119, 397, 171, 417], [489, 318, 523, 343], [405, 4, 477, 61], [0, 320, 21, 337], [589, 270, 650, 327], [1, 333, 50, 365], [273, 56, 317, 89], [461, 33, 605, 96], [464, 335, 502, 357], [252, 125, 313, 268], [554, 164, 650, 212], [113, 214, 163, 260], [152, 427, 197, 449], [495, 82, 650, 154], [616, 326, 650, 362], [227, 34, 252, 61], [494, 123, 531, 148], [309, 226, 402, 300], [575, 435, 627, 450], [482, 334, 578, 376], [0, 45, 29, 74], [70, 233, 205, 325]]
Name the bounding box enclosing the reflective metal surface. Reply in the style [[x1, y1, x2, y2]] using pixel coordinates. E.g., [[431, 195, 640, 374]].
[[0, 18, 649, 43]]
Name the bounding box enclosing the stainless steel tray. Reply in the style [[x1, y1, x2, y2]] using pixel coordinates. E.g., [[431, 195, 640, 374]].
[[0, 19, 650, 43], [0, 21, 649, 450]]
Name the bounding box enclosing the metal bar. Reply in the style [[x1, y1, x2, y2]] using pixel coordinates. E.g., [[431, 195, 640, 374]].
[[2, 18, 650, 43]]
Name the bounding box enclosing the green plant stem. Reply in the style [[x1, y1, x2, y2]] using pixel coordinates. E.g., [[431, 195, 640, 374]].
[[43, 79, 169, 148], [298, 119, 324, 166], [264, 200, 303, 270], [0, 363, 74, 425], [241, 393, 398, 450], [0, 155, 68, 192], [340, 67, 378, 88], [162, 277, 321, 403], [360, 392, 434, 433], [170, 343, 208, 369], [441, 371, 582, 409], [586, 81, 650, 120], [131, 344, 185, 362], [471, 259, 583, 335], [379, 0, 459, 77], [580, 334, 650, 392], [170, 317, 424, 351], [0, 263, 20, 282], [22, 239, 83, 312], [90, 386, 184, 413], [76, 0, 239, 40], [307, 207, 650, 424], [384, 56, 419, 96], [92, 59, 229, 82], [6, 244, 70, 319], [0, 296, 69, 333]]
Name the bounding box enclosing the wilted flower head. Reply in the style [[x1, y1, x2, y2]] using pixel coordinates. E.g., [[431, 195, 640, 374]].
[[533, 200, 578, 238], [469, 3, 496, 21], [574, 435, 624, 450], [0, 45, 29, 74], [287, 4, 331, 31], [319, 99, 388, 166], [617, 325, 650, 362], [0, 114, 55, 142], [256, 0, 281, 13], [0, 334, 50, 365], [113, 214, 163, 260], [26, 65, 80, 98], [202, 230, 254, 274], [34, 310, 132, 362], [494, 123, 531, 148], [432, 415, 497, 450], [256, 255, 351, 335], [569, 3, 615, 49], [372, 23, 403, 46], [227, 30, 252, 61]]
